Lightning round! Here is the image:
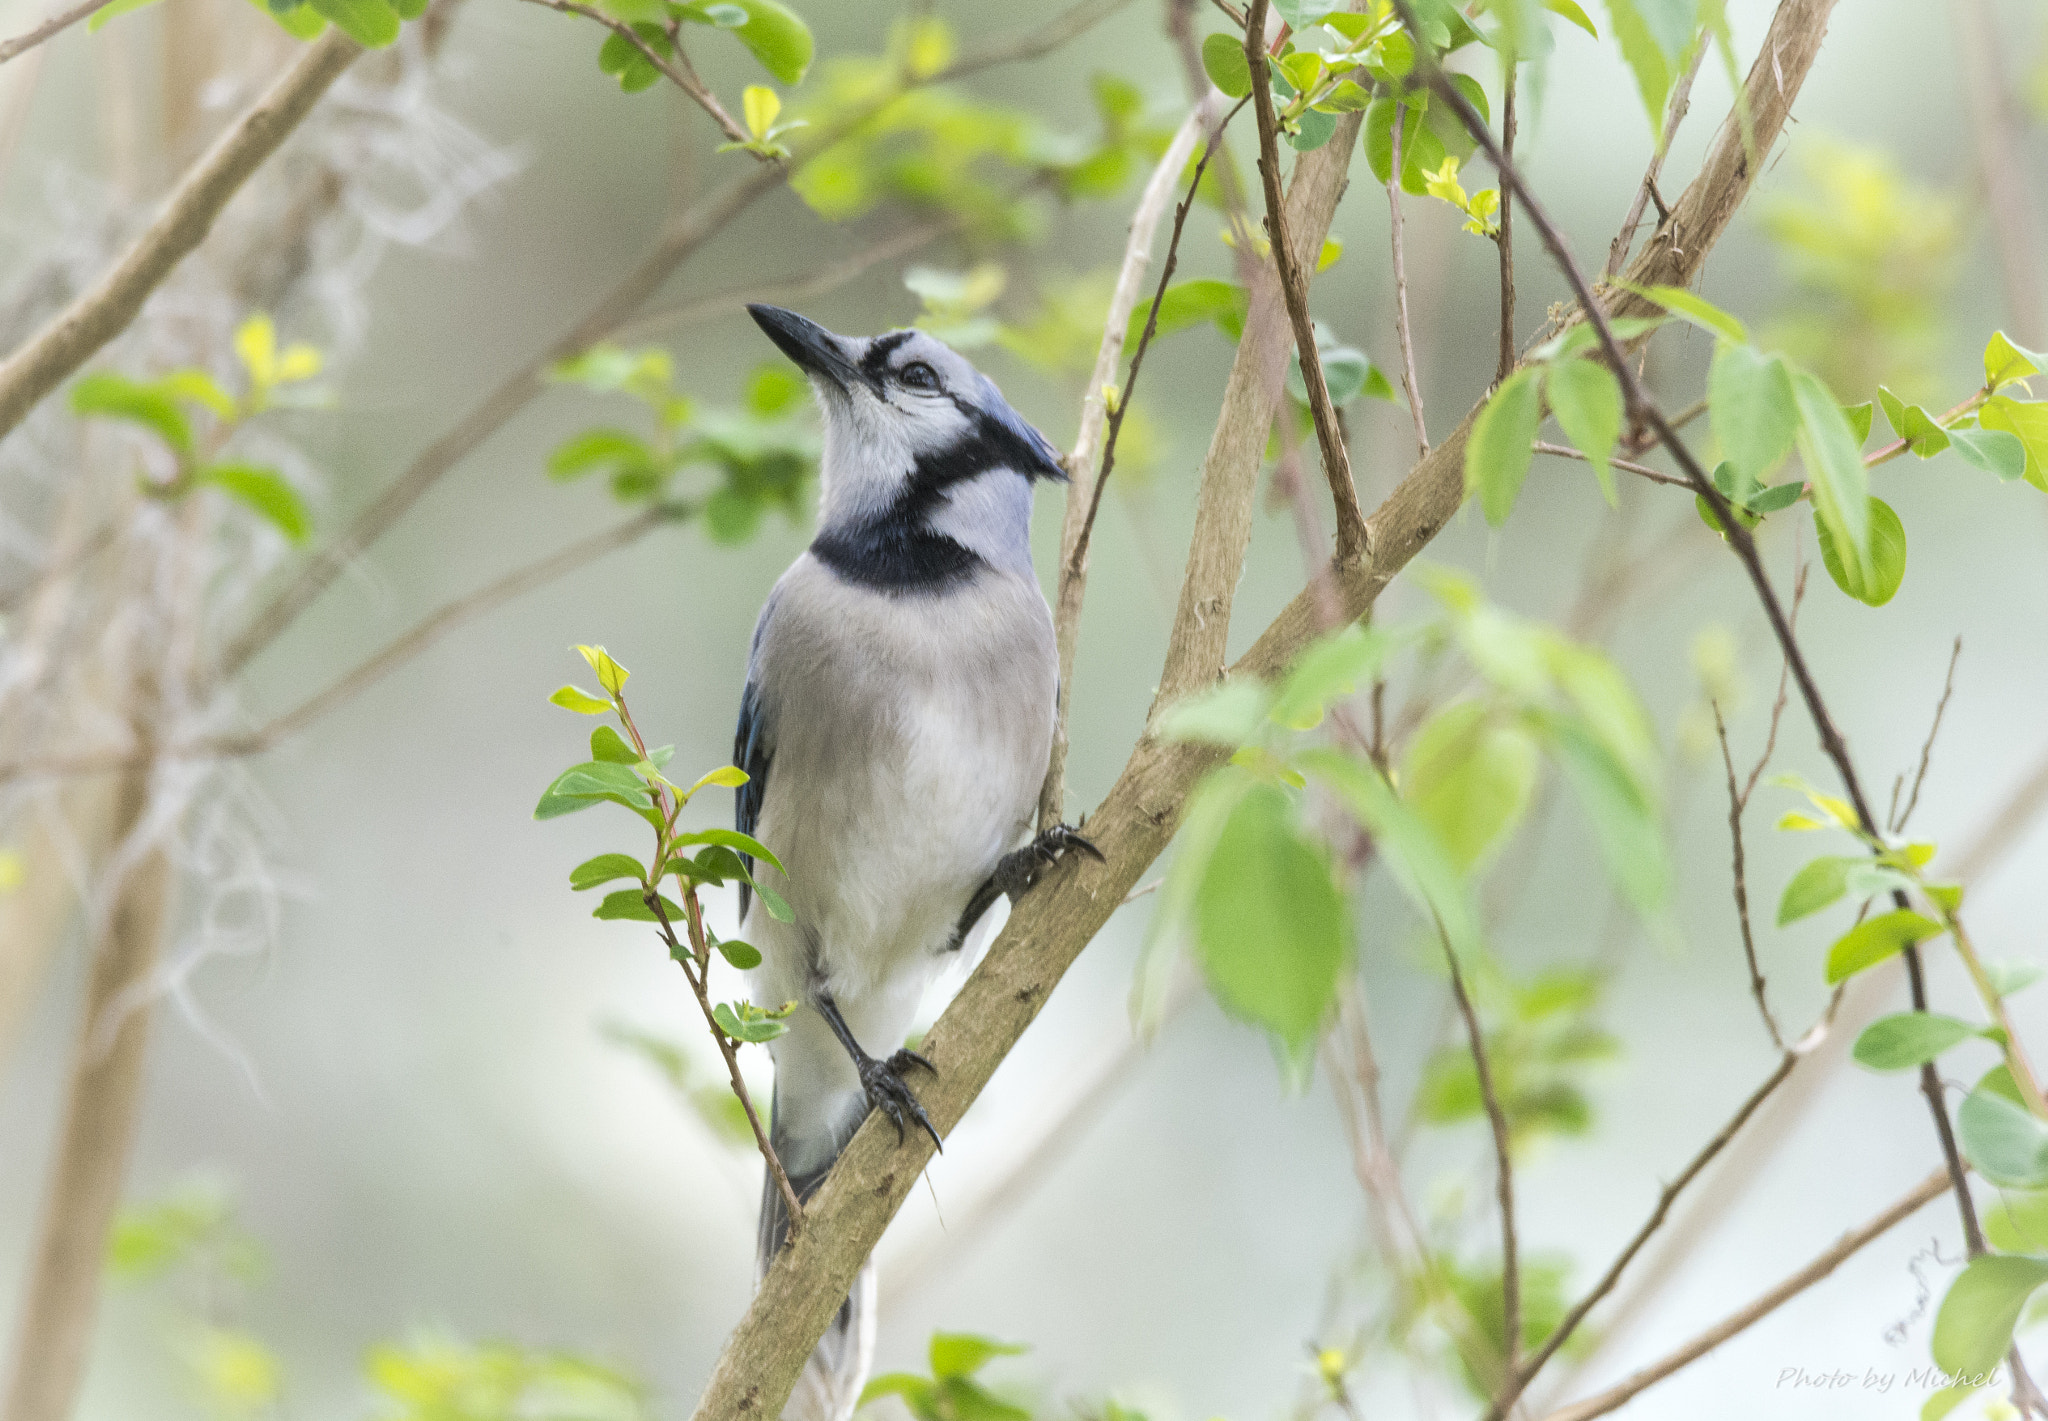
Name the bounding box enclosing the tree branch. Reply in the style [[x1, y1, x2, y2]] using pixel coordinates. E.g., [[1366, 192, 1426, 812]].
[[1040, 95, 1222, 829], [0, 29, 362, 445], [1601, 38, 1706, 279], [1540, 1169, 1954, 1421], [1387, 103, 1428, 457], [216, 0, 1128, 680], [1443, 934, 1520, 1390], [680, 4, 1839, 1412], [1245, 0, 1368, 560], [0, 0, 119, 65], [515, 0, 759, 156]]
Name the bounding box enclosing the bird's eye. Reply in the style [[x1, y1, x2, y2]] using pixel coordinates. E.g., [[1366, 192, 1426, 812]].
[[899, 362, 939, 391]]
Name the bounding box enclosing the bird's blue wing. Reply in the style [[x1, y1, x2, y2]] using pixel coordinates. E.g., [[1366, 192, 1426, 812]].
[[733, 598, 777, 922]]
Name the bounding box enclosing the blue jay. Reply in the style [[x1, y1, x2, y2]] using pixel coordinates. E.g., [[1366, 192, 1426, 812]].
[[735, 305, 1100, 1421]]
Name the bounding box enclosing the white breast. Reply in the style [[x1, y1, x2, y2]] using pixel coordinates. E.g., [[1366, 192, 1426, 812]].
[[744, 555, 1056, 1023]]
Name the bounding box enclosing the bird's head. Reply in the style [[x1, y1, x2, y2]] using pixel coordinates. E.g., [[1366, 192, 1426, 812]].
[[747, 304, 1066, 583]]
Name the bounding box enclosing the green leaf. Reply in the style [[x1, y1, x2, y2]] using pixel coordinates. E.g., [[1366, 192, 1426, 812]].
[[1850, 1012, 1982, 1071], [1127, 279, 1248, 349], [715, 937, 763, 969], [533, 761, 652, 819], [1985, 1189, 2048, 1254], [861, 1375, 936, 1411], [1269, 624, 1397, 731], [1959, 1081, 2048, 1188], [1299, 749, 1483, 962], [718, 0, 811, 83], [1401, 702, 1539, 873], [590, 724, 638, 764], [1812, 496, 1905, 607], [1466, 366, 1543, 526], [1977, 395, 2048, 490], [592, 887, 683, 921], [548, 429, 657, 483], [1823, 909, 1944, 985], [671, 828, 786, 876], [929, 1334, 1027, 1381], [306, 0, 400, 45], [570, 853, 646, 891], [1876, 385, 1951, 458], [201, 464, 312, 544], [86, 0, 166, 31], [71, 372, 193, 455], [1987, 959, 2046, 999], [1708, 342, 1798, 487], [1744, 480, 1804, 514], [1545, 357, 1623, 506], [1539, 709, 1670, 916], [258, 0, 327, 37], [1189, 781, 1348, 1057], [1791, 369, 1871, 582], [712, 1000, 788, 1043], [1933, 1255, 2048, 1379], [1947, 425, 2029, 483], [1542, 0, 1598, 35], [1776, 854, 1856, 925], [1603, 0, 1672, 132], [1842, 400, 1873, 443], [1200, 31, 1252, 98], [1157, 679, 1272, 746], [748, 877, 794, 922], [686, 764, 751, 794], [549, 685, 613, 715], [576, 644, 630, 695], [1620, 281, 1746, 342], [1984, 330, 2046, 393]]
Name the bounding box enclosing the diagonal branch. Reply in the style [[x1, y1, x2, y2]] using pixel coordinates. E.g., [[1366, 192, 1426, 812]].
[[0, 29, 362, 445], [1244, 0, 1368, 560], [1540, 1169, 1954, 1421], [514, 0, 758, 155], [0, 0, 120, 65], [680, 4, 1839, 1415]]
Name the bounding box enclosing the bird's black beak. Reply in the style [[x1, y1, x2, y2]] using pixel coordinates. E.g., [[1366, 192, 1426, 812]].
[[747, 304, 866, 393]]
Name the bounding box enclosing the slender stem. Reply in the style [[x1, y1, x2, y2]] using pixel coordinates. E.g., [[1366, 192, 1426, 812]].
[[1602, 40, 1706, 279], [1495, 69, 1517, 387], [1246, 0, 1369, 560], [1713, 703, 1785, 1050], [1388, 104, 1428, 458], [1538, 1169, 1955, 1421], [1894, 636, 1960, 833], [0, 0, 119, 64], [1946, 910, 2048, 1118], [517, 0, 760, 156], [1533, 440, 1691, 488], [1399, 8, 1992, 1308], [1442, 936, 1519, 1389]]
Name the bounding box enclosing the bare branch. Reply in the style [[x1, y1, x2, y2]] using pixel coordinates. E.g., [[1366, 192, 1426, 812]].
[[1892, 636, 1961, 834], [1387, 103, 1428, 458], [1533, 440, 1691, 489], [1714, 702, 1785, 1050], [1495, 70, 1517, 386], [1041, 96, 1223, 829], [1602, 40, 1707, 279], [1950, 0, 2046, 344], [1541, 1170, 1956, 1421], [0, 0, 119, 65], [1442, 935, 1520, 1389], [217, 0, 1129, 680], [515, 0, 759, 155], [0, 29, 362, 445], [1246, 0, 1368, 560]]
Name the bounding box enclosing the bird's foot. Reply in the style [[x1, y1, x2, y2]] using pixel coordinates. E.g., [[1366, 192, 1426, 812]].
[[858, 1048, 941, 1150], [991, 823, 1105, 899]]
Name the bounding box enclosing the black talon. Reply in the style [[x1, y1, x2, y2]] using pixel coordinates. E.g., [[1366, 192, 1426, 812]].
[[816, 993, 943, 1151], [946, 822, 1106, 951], [858, 1049, 943, 1150]]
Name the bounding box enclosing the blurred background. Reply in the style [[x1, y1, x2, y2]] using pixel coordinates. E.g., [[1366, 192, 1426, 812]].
[[0, 1, 2045, 1418]]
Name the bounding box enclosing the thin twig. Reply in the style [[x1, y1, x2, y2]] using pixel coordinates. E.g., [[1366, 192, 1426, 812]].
[[0, 29, 362, 444], [1714, 703, 1785, 1050], [1533, 440, 1691, 488], [1495, 68, 1517, 386], [1246, 0, 1368, 560], [1539, 1169, 1955, 1421], [1388, 104, 1428, 458], [1602, 40, 1707, 279], [216, 0, 1130, 682], [1399, 10, 1996, 1336], [1441, 933, 1520, 1390], [1892, 636, 1961, 834], [0, 0, 118, 64], [1041, 96, 1227, 828], [516, 0, 758, 156]]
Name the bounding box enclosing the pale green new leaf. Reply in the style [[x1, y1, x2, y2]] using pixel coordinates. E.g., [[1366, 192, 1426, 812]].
[[1933, 1255, 2048, 1380], [1850, 1012, 1982, 1071], [1466, 365, 1543, 526], [1400, 702, 1539, 873], [1791, 369, 1870, 581], [1823, 909, 1943, 986], [1545, 357, 1623, 506], [1709, 342, 1798, 485]]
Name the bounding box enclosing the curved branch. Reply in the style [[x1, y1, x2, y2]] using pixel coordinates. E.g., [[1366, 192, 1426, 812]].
[[0, 29, 362, 445], [0, 0, 121, 65]]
